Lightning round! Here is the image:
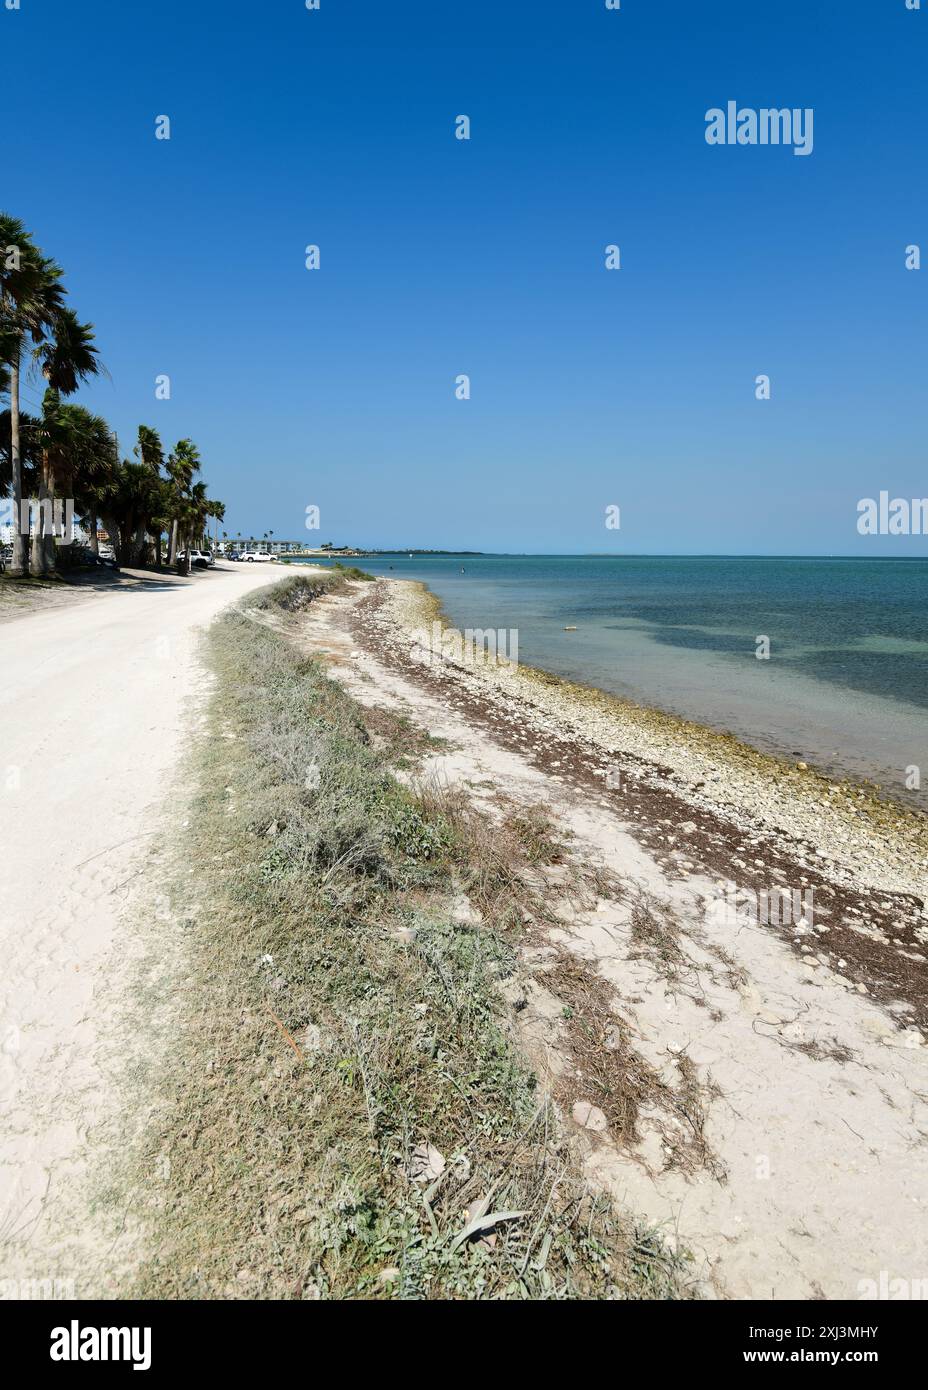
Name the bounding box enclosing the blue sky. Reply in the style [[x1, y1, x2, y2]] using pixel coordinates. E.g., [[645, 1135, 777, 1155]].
[[3, 0, 926, 553]]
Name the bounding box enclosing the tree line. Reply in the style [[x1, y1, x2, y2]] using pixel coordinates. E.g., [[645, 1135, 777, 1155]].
[[1, 213, 224, 577]]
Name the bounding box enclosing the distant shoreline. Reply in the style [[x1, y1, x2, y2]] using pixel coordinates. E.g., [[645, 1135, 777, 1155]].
[[369, 575, 928, 896], [287, 552, 928, 561], [293, 556, 928, 810]]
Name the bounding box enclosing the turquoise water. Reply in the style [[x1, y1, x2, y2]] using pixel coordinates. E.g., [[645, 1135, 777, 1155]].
[[301, 556, 928, 801]]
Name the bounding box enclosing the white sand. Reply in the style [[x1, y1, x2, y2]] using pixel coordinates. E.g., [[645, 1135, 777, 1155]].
[[0, 564, 287, 1296]]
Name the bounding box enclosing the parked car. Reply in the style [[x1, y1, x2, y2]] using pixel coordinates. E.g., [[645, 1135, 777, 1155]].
[[241, 551, 273, 563], [177, 549, 215, 569], [66, 545, 118, 570]]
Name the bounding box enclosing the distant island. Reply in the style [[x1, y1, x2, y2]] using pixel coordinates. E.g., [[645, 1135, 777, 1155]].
[[365, 548, 485, 557], [269, 544, 486, 558]]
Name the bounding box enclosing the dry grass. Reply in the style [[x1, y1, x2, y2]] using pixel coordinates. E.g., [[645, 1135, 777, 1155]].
[[412, 783, 579, 933], [358, 703, 447, 768], [123, 574, 690, 1301], [412, 775, 724, 1183]]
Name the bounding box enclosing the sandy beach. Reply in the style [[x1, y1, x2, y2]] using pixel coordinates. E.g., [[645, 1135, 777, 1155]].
[[2, 566, 925, 1302], [293, 573, 928, 1299]]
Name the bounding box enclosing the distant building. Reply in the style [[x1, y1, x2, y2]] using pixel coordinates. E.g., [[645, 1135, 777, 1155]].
[[226, 538, 362, 556]]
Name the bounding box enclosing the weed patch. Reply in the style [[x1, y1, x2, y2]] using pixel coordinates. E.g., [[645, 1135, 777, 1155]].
[[130, 575, 690, 1300]]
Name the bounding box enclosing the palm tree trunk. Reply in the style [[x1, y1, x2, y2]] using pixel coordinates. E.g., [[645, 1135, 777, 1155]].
[[42, 452, 59, 575], [30, 448, 53, 577], [9, 346, 26, 576], [87, 513, 99, 555], [167, 518, 178, 565]]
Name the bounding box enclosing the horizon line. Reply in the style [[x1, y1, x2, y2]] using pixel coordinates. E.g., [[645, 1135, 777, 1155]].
[[303, 551, 928, 560]]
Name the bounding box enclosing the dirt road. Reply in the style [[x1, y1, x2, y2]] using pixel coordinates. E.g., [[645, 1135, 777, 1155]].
[[0, 565, 277, 1297]]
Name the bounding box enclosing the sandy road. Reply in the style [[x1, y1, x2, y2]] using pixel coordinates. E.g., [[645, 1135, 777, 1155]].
[[0, 564, 277, 1297]]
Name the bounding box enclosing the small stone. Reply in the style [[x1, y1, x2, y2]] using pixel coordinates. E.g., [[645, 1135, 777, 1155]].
[[408, 1142, 445, 1183], [572, 1100, 609, 1133]]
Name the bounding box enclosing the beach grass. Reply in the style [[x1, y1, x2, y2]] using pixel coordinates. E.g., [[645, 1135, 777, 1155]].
[[129, 571, 690, 1300]]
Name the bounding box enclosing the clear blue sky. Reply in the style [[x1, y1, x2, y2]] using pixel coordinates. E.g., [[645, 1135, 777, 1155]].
[[4, 0, 926, 553]]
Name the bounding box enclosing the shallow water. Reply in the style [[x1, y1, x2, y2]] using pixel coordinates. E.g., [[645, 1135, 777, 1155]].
[[299, 555, 928, 804]]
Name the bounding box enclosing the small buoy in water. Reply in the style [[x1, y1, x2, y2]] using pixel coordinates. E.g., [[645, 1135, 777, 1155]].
[[564, 625, 577, 631]]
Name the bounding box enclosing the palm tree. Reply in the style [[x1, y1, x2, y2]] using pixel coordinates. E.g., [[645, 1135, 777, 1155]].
[[134, 425, 165, 566], [61, 410, 119, 551], [188, 481, 210, 573], [207, 499, 226, 552], [0, 404, 40, 509], [104, 459, 155, 566], [33, 309, 101, 574], [0, 214, 65, 575], [36, 403, 117, 557], [165, 438, 200, 565]]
